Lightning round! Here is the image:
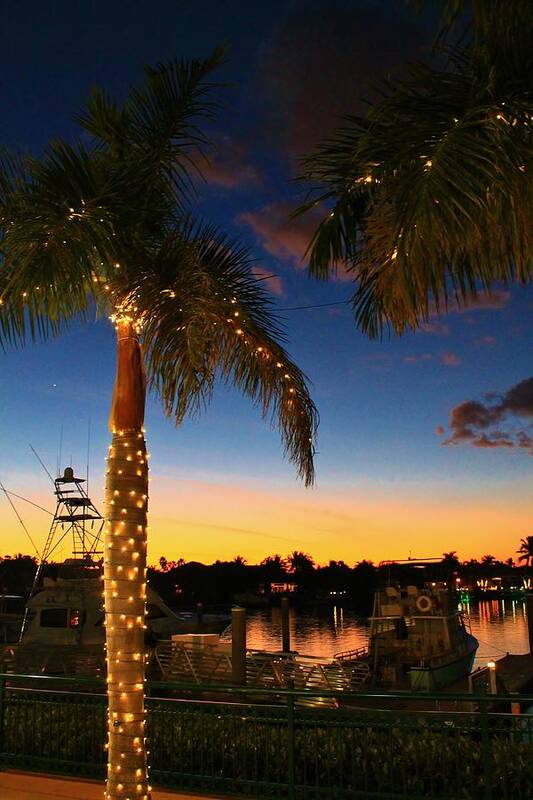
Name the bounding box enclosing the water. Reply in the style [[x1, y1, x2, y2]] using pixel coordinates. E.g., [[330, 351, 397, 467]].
[[245, 599, 530, 666]]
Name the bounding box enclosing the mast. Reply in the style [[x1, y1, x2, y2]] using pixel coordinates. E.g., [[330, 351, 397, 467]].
[[19, 466, 104, 640]]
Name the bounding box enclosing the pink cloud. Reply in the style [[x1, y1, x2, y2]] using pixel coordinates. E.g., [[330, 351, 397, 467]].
[[404, 353, 433, 364], [429, 291, 510, 319], [239, 200, 351, 280], [475, 336, 497, 347], [252, 267, 284, 297], [201, 136, 261, 190], [440, 352, 461, 367], [421, 321, 449, 336]]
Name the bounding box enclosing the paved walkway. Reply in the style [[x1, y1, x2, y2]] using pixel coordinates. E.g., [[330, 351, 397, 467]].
[[0, 771, 236, 800]]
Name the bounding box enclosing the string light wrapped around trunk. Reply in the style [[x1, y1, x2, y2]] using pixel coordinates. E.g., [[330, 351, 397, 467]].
[[104, 313, 150, 800]]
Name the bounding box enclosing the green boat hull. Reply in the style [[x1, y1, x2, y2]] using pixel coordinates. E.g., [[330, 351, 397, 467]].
[[408, 633, 479, 691]]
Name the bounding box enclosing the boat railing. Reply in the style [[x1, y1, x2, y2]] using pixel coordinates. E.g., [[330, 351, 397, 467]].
[[154, 641, 371, 698], [1, 642, 105, 676], [333, 645, 368, 662]]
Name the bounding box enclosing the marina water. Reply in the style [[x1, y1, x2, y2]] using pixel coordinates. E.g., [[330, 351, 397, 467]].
[[246, 598, 529, 667]]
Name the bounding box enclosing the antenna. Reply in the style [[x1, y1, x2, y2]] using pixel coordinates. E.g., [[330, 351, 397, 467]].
[[0, 480, 41, 558], [57, 424, 63, 478], [29, 444, 55, 485], [86, 417, 91, 497], [1, 489, 53, 516]]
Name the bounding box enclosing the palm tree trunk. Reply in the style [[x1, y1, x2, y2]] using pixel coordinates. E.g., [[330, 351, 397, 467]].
[[104, 319, 150, 800]]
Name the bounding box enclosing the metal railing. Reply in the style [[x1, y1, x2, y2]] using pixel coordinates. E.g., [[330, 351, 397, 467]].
[[0, 672, 532, 799]]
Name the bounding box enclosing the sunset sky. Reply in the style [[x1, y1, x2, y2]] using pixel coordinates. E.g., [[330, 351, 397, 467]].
[[1, 0, 532, 566]]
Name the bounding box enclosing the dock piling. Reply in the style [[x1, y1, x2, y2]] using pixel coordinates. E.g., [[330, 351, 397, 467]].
[[281, 596, 291, 653], [526, 593, 533, 654], [231, 606, 247, 685]]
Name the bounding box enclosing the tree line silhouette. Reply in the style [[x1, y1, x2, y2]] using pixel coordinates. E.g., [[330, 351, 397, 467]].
[[1, 540, 530, 613]]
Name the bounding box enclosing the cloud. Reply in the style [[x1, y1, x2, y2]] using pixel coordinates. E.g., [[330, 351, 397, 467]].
[[200, 136, 261, 190], [440, 352, 461, 367], [239, 200, 352, 280], [404, 353, 432, 364], [475, 336, 497, 347], [442, 377, 533, 453], [435, 426, 445, 436], [252, 267, 284, 296], [429, 291, 510, 319], [403, 351, 460, 366], [421, 321, 449, 336]]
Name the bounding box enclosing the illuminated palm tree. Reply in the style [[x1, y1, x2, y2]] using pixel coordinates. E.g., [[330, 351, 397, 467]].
[[0, 51, 317, 800], [297, 1, 532, 337]]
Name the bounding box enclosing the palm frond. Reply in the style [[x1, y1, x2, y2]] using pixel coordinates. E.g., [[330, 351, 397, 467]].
[[125, 221, 318, 486], [0, 142, 116, 347], [297, 26, 533, 337], [77, 48, 226, 206]]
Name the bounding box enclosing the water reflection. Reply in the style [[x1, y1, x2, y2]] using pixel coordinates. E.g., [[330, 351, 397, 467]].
[[245, 599, 529, 663]]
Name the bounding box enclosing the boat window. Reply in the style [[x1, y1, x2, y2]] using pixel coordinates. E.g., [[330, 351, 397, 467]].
[[40, 608, 68, 628], [146, 603, 166, 620]]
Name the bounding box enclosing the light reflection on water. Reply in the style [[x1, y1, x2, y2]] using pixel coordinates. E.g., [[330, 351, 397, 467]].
[[245, 599, 530, 665]]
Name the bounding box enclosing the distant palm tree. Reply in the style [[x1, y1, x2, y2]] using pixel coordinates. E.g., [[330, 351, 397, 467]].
[[442, 551, 460, 565], [297, 1, 532, 337], [0, 52, 317, 800], [232, 555, 247, 566], [287, 551, 315, 573], [517, 536, 533, 567], [481, 555, 496, 566]]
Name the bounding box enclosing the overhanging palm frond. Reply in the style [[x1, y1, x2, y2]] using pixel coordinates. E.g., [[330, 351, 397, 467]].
[[297, 31, 533, 338], [128, 221, 318, 486]]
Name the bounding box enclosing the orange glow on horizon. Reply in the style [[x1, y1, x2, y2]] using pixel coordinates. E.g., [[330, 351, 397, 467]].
[[3, 475, 530, 567]]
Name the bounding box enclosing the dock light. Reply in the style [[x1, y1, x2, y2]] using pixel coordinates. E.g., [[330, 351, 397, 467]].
[[487, 661, 496, 669]]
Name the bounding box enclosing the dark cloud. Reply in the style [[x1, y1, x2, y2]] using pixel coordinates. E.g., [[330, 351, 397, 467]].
[[256, 2, 430, 158], [502, 378, 533, 417], [442, 377, 533, 453]]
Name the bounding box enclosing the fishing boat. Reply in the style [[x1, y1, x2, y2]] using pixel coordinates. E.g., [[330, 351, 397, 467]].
[[336, 582, 479, 691], [1, 465, 229, 675]]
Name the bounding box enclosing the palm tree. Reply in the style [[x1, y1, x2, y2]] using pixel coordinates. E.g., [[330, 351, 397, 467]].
[[287, 550, 315, 573], [0, 52, 317, 800], [297, 2, 532, 337], [260, 554, 287, 583], [517, 536, 533, 567]]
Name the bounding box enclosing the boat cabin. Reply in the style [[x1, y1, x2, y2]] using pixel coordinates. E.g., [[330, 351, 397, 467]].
[[368, 584, 477, 689]]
